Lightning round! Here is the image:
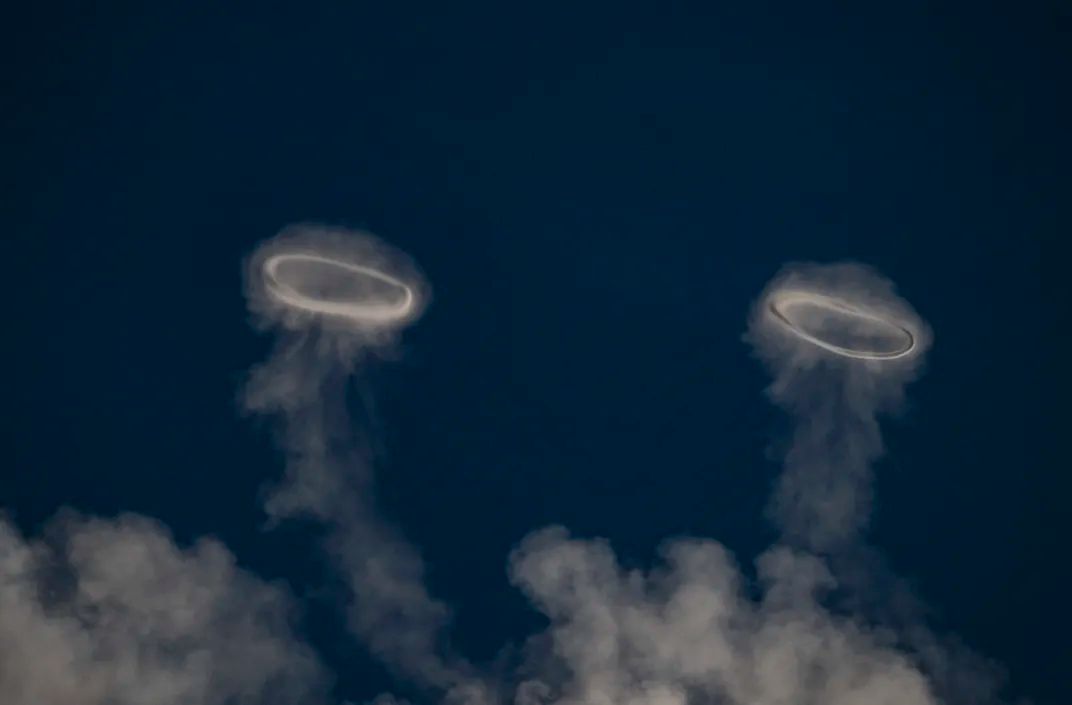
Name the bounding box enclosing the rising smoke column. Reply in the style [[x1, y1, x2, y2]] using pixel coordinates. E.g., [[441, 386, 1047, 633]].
[[744, 262, 932, 551], [740, 263, 1007, 703], [490, 262, 1000, 705], [242, 225, 484, 702]]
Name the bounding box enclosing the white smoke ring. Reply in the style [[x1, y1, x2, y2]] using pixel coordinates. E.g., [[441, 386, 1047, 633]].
[[766, 289, 917, 361], [244, 224, 430, 342], [263, 253, 417, 327]]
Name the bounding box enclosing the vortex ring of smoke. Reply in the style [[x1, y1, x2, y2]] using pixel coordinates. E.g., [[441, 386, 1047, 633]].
[[767, 289, 917, 360], [263, 252, 417, 325]]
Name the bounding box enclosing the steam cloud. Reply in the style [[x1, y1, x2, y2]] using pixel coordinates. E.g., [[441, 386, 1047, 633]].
[[0, 226, 1006, 705]]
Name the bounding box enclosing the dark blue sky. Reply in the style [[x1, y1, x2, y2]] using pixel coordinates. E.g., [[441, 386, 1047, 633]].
[[3, 3, 1067, 704]]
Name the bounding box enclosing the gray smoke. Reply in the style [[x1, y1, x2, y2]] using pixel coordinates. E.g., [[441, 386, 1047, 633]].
[[0, 232, 1006, 705], [745, 262, 932, 551], [0, 512, 329, 705], [241, 229, 1001, 705], [243, 225, 485, 702], [505, 527, 939, 705], [484, 262, 998, 705]]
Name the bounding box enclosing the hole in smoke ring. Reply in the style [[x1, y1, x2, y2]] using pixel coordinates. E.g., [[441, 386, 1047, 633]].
[[262, 252, 417, 326], [766, 289, 917, 360]]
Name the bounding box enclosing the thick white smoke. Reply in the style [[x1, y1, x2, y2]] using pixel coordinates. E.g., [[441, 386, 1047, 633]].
[[0, 512, 329, 705]]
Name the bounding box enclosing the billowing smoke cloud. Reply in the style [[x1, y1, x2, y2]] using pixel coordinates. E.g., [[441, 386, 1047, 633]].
[[0, 512, 329, 705], [506, 528, 939, 705], [745, 262, 932, 551], [242, 225, 484, 700]]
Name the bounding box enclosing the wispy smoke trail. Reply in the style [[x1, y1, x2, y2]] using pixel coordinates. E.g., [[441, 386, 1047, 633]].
[[0, 512, 328, 705], [242, 225, 484, 700], [744, 262, 932, 551]]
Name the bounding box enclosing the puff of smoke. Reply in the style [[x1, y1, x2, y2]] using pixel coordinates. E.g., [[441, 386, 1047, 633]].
[[243, 225, 482, 698], [745, 262, 932, 551], [0, 512, 329, 705], [505, 526, 940, 705]]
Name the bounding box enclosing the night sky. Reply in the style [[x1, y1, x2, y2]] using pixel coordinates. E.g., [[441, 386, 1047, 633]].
[[3, 4, 1067, 704]]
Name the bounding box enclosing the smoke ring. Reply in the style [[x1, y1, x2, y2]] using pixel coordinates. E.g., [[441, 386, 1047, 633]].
[[767, 289, 917, 360], [263, 252, 417, 326]]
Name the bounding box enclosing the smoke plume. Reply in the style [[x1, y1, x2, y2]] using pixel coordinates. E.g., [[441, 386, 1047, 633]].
[[242, 225, 483, 700], [745, 262, 932, 550]]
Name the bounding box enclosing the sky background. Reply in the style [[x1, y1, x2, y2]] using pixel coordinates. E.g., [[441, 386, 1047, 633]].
[[3, 3, 1067, 704]]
